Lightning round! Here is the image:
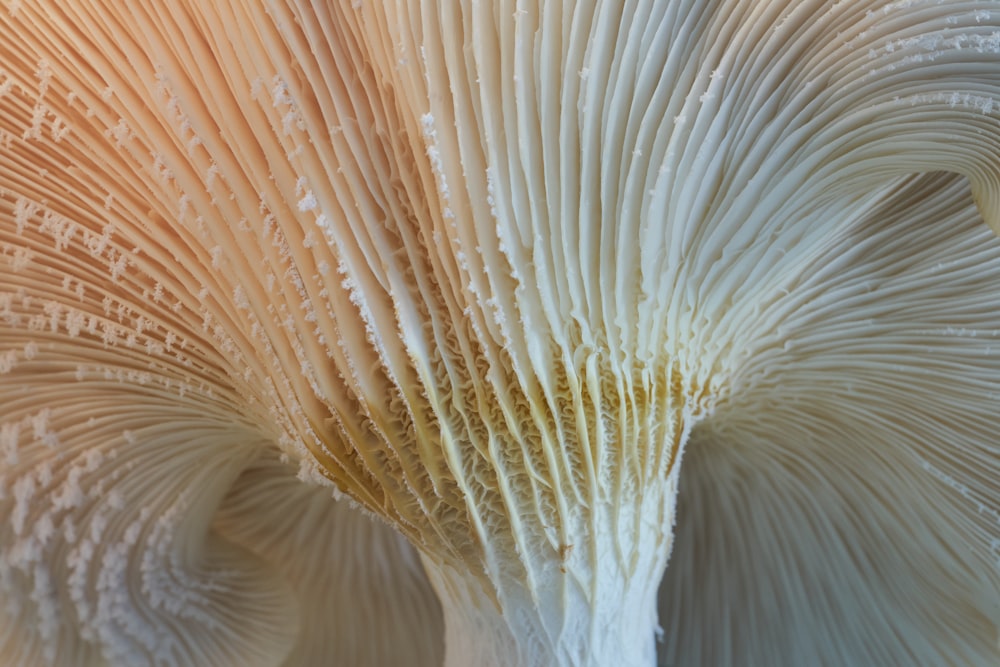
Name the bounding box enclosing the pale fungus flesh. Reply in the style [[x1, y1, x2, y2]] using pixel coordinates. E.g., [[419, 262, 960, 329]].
[[0, 1, 998, 666]]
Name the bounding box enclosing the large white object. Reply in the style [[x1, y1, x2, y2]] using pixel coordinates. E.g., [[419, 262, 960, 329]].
[[0, 1, 998, 665]]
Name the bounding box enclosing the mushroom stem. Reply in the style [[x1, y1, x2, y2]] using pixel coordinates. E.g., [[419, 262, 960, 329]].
[[421, 461, 684, 667]]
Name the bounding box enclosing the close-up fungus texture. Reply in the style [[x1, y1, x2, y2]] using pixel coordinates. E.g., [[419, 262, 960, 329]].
[[1, 0, 999, 665]]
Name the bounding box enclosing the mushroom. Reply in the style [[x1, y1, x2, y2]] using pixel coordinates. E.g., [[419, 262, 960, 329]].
[[1, 1, 998, 666]]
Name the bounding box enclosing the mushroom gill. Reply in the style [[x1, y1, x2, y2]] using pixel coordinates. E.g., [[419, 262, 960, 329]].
[[1, 1, 998, 666]]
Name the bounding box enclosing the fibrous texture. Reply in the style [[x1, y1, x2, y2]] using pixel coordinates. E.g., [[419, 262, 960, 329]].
[[1, 1, 998, 666]]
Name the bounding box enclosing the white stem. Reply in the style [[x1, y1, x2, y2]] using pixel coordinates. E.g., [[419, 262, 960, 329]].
[[421, 468, 681, 667], [422, 561, 528, 667]]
